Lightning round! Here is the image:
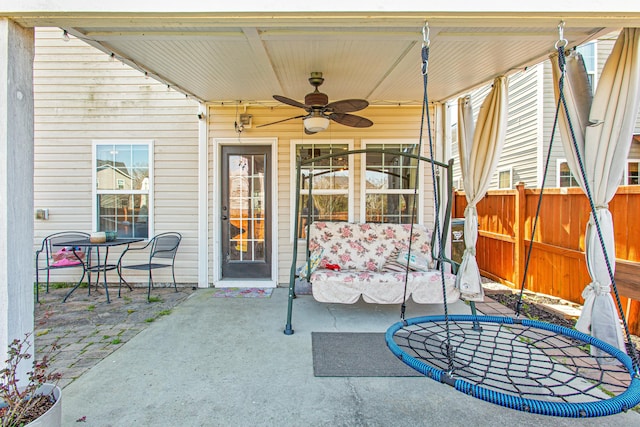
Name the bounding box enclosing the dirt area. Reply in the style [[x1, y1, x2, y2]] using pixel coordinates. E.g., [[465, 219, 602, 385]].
[[489, 292, 640, 358]]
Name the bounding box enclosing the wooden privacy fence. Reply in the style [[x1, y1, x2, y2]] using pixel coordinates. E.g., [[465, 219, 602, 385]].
[[453, 184, 640, 335]]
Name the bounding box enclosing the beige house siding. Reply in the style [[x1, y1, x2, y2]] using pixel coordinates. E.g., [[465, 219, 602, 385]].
[[207, 105, 439, 285], [33, 28, 200, 286]]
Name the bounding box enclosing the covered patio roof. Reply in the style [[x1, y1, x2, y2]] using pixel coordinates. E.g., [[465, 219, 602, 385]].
[[4, 4, 640, 105]]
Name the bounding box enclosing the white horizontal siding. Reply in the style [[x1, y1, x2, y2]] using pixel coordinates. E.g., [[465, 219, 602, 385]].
[[451, 66, 540, 189], [542, 32, 640, 188], [497, 67, 540, 188], [33, 28, 200, 286]]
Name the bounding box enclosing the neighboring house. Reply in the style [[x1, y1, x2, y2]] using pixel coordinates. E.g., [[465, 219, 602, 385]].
[[450, 31, 640, 190]]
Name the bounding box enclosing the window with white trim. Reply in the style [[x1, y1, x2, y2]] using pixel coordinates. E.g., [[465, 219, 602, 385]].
[[94, 141, 152, 239], [576, 41, 597, 93], [497, 168, 512, 189], [293, 140, 352, 238], [625, 159, 640, 185], [363, 141, 421, 223], [557, 159, 579, 188]]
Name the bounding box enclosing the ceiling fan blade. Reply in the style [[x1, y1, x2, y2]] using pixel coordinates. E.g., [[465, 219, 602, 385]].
[[256, 115, 307, 128], [273, 95, 310, 110], [329, 113, 373, 128], [325, 99, 369, 113]]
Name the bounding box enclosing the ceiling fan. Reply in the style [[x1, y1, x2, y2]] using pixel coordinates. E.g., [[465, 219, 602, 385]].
[[257, 72, 373, 134]]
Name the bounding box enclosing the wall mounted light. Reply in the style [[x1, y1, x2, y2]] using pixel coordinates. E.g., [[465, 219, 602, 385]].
[[35, 208, 49, 220], [238, 113, 252, 128]]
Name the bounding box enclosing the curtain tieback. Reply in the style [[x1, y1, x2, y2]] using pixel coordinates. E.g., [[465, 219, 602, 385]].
[[463, 247, 476, 257], [464, 205, 477, 218], [582, 281, 610, 299]]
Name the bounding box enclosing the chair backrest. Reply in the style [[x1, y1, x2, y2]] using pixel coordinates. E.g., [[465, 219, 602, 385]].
[[39, 231, 91, 265], [150, 232, 181, 261]]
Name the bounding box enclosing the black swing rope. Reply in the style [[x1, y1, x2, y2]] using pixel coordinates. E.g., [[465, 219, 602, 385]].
[[386, 22, 640, 418], [398, 23, 455, 374], [516, 42, 640, 374]]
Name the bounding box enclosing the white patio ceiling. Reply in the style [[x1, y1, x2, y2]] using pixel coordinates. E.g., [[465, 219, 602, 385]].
[[6, 10, 640, 105]]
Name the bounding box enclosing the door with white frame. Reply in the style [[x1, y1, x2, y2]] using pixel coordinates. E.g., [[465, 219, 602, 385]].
[[219, 144, 273, 283]]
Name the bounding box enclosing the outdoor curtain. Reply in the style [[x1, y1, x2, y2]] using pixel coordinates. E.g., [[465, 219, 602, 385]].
[[551, 28, 640, 355], [456, 76, 508, 301]]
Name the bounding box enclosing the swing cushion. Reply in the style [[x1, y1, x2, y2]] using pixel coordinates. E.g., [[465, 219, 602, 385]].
[[307, 222, 459, 304], [310, 269, 458, 304], [308, 222, 433, 272]]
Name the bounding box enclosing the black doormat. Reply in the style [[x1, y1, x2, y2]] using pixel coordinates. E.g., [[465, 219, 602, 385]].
[[311, 332, 422, 377]]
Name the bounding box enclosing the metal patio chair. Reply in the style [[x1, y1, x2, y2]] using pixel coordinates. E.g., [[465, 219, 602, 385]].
[[35, 231, 90, 302], [117, 232, 182, 301]]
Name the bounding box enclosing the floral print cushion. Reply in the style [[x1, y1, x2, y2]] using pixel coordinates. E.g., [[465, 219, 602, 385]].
[[308, 222, 433, 272]]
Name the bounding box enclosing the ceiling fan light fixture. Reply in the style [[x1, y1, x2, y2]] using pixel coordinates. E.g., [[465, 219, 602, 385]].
[[303, 116, 330, 132]]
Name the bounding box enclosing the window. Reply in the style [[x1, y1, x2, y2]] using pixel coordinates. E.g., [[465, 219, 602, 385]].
[[293, 140, 352, 238], [497, 168, 512, 189], [94, 140, 152, 239], [557, 160, 579, 188], [363, 141, 420, 223], [626, 160, 640, 185], [576, 42, 597, 93]]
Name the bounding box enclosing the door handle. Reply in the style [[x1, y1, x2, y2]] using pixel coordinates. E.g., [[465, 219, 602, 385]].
[[222, 215, 228, 220]]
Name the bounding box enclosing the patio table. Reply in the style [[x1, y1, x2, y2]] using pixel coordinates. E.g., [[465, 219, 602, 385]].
[[53, 237, 144, 303]]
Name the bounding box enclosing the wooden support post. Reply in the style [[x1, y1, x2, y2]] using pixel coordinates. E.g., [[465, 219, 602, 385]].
[[514, 182, 526, 290]]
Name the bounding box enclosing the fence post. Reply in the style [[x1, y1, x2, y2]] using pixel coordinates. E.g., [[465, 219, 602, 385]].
[[452, 190, 458, 218], [514, 182, 526, 290]]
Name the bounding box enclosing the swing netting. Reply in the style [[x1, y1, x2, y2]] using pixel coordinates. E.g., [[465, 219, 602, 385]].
[[387, 315, 640, 417], [385, 22, 640, 418]]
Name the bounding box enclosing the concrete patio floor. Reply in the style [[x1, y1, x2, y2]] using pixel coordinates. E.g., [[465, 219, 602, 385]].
[[41, 286, 640, 427]]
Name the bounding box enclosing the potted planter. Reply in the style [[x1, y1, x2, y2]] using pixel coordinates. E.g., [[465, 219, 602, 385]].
[[1, 334, 62, 427], [23, 384, 62, 427]]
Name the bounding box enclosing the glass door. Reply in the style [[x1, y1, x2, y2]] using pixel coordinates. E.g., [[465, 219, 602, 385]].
[[221, 146, 271, 278]]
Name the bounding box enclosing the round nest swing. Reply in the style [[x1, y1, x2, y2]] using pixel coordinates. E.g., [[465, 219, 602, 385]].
[[386, 315, 640, 417], [385, 22, 640, 418]]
